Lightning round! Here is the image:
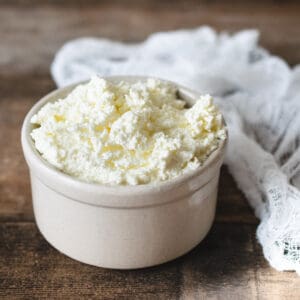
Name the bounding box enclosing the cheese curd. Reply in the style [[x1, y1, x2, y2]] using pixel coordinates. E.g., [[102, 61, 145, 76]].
[[31, 77, 226, 185]]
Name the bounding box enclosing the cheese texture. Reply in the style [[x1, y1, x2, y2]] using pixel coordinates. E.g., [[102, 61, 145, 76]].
[[31, 77, 226, 185]]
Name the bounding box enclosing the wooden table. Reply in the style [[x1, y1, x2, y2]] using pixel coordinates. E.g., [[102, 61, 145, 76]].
[[0, 1, 299, 299]]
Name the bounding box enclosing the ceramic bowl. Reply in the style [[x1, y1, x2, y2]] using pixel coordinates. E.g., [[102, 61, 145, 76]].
[[21, 76, 227, 269]]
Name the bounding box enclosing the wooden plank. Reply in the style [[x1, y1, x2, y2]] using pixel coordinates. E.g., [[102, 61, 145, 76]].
[[1, 222, 298, 299], [0, 2, 300, 77], [0, 222, 181, 299], [180, 223, 258, 299], [1, 0, 299, 6], [216, 167, 257, 224], [180, 224, 300, 300], [0, 75, 55, 222]]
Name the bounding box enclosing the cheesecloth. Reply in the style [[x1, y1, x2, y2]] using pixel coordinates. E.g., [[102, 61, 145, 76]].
[[51, 27, 300, 274]]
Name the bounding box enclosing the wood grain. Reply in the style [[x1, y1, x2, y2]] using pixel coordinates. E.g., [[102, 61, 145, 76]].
[[0, 1, 300, 299], [0, 1, 300, 77], [1, 223, 299, 299], [0, 222, 181, 299]]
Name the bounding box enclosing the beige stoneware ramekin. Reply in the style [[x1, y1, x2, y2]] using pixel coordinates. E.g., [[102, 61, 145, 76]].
[[21, 76, 227, 269]]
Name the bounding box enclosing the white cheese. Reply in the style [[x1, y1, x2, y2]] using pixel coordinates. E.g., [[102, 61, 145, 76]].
[[31, 76, 226, 185]]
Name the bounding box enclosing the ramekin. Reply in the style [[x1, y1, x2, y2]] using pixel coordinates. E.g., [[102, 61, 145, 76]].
[[21, 76, 227, 269]]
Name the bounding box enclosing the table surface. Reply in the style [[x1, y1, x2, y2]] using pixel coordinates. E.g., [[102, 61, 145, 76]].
[[0, 1, 300, 299]]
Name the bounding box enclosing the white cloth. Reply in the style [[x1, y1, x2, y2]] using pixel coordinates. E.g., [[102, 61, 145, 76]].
[[51, 27, 300, 274]]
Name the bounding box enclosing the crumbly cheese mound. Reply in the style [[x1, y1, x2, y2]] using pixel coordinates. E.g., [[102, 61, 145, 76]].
[[31, 77, 226, 185]]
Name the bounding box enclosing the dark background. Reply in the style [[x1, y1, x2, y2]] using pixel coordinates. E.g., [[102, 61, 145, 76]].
[[0, 1, 300, 299]]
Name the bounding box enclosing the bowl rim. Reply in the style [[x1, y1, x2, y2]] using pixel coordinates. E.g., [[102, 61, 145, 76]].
[[21, 75, 227, 204]]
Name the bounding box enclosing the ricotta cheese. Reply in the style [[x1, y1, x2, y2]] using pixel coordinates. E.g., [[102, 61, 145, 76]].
[[31, 76, 226, 185]]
